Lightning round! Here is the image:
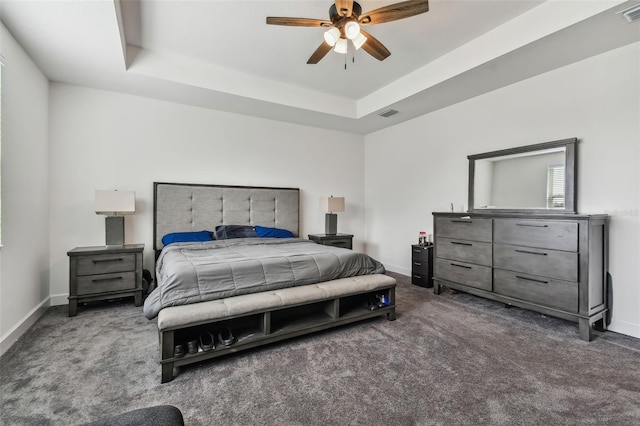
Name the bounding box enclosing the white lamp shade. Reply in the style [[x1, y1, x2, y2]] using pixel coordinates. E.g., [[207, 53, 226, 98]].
[[323, 27, 341, 47], [95, 190, 135, 215], [352, 32, 367, 50], [334, 38, 348, 54], [344, 21, 360, 40], [320, 196, 345, 213]]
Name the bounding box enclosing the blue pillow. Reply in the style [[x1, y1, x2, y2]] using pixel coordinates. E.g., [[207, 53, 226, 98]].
[[254, 226, 294, 238], [215, 225, 258, 240], [162, 230, 213, 246]]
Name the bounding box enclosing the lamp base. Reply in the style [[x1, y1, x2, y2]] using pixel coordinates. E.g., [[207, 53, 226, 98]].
[[105, 216, 125, 246], [325, 213, 337, 235]]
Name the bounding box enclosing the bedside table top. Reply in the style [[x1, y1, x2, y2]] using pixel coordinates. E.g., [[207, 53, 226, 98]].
[[67, 244, 145, 256], [308, 233, 353, 238], [412, 243, 433, 248]]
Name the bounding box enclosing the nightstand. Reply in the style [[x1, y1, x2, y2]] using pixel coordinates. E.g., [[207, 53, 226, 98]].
[[67, 244, 144, 316], [411, 244, 433, 288], [308, 233, 353, 250]]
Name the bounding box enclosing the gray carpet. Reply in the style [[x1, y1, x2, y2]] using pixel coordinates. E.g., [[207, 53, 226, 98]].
[[1, 272, 639, 425]]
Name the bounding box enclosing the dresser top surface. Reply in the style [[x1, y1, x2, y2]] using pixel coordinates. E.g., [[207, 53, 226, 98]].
[[432, 212, 607, 220]]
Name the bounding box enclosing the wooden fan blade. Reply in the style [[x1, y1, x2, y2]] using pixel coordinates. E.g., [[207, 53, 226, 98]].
[[266, 17, 332, 27], [334, 0, 354, 17], [360, 30, 391, 61], [307, 42, 333, 64], [359, 0, 429, 26]]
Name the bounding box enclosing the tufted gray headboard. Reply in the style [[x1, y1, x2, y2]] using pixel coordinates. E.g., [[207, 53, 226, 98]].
[[154, 182, 300, 254]]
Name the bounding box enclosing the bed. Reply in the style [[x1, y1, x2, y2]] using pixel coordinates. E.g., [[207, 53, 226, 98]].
[[149, 182, 397, 383]]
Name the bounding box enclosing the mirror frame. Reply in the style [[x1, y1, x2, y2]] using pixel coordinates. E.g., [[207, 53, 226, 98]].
[[468, 138, 577, 214]]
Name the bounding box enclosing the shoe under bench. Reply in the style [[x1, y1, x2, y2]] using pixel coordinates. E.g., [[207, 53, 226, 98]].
[[156, 274, 396, 383]]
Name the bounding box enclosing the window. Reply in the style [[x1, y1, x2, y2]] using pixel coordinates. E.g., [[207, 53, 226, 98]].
[[546, 164, 565, 209], [0, 53, 3, 244], [0, 53, 4, 243]]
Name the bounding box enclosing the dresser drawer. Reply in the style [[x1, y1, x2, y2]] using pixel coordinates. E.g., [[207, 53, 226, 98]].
[[434, 258, 492, 291], [436, 238, 492, 266], [494, 219, 578, 252], [435, 217, 492, 243], [494, 269, 577, 313], [494, 244, 578, 282], [77, 271, 136, 295], [76, 253, 137, 275]]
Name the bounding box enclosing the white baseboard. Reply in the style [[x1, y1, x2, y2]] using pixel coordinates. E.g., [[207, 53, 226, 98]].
[[0, 297, 50, 357], [383, 263, 410, 277], [608, 318, 640, 339], [50, 293, 69, 306]]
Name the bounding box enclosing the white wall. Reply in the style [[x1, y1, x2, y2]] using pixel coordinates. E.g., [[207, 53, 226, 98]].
[[364, 42, 640, 338], [47, 84, 365, 302], [0, 23, 50, 355]]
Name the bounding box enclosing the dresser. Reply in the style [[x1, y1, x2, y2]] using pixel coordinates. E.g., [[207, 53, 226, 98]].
[[68, 244, 144, 316], [411, 244, 433, 287], [432, 213, 607, 341], [308, 233, 353, 250]]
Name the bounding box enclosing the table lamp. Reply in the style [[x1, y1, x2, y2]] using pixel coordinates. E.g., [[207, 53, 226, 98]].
[[95, 190, 135, 246], [321, 196, 345, 235]]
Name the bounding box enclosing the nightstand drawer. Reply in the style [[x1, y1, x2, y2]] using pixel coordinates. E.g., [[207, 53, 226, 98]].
[[308, 234, 353, 250], [412, 260, 430, 274], [411, 245, 432, 261], [325, 239, 351, 249], [76, 253, 136, 275], [77, 272, 136, 295], [411, 273, 431, 287]]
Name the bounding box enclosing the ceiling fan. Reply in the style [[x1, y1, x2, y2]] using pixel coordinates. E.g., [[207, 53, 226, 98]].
[[266, 0, 430, 64]]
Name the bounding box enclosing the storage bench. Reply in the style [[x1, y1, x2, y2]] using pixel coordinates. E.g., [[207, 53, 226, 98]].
[[157, 274, 397, 383]]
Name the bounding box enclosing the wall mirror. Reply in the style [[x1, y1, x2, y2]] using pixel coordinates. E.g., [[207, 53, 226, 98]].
[[468, 138, 577, 214]]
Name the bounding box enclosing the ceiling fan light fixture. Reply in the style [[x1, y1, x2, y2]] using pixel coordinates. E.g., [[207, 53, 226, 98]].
[[323, 27, 341, 46], [352, 32, 367, 50], [334, 38, 348, 54], [344, 21, 361, 40]]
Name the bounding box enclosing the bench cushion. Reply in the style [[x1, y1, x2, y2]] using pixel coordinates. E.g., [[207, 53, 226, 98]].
[[157, 274, 395, 330]]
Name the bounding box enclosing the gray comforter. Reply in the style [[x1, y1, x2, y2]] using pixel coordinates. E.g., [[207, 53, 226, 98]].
[[143, 238, 385, 319]]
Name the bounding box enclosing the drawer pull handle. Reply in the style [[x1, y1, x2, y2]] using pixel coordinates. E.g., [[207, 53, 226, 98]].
[[93, 258, 124, 263], [451, 220, 472, 223], [413, 249, 422, 253], [413, 275, 422, 279], [414, 262, 422, 266], [516, 275, 549, 284], [450, 263, 472, 269], [450, 241, 472, 246], [515, 249, 547, 256], [92, 276, 124, 283], [516, 223, 549, 228]]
